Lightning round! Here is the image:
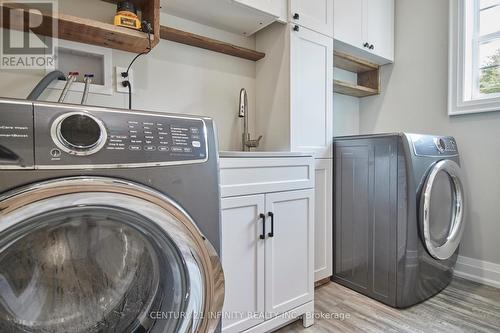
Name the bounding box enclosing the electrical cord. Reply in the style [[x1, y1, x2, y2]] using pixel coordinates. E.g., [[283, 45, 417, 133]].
[[123, 80, 132, 110], [122, 20, 153, 109]]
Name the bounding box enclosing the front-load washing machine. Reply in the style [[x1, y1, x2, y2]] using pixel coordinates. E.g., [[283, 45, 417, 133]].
[[333, 133, 465, 308], [0, 98, 224, 332]]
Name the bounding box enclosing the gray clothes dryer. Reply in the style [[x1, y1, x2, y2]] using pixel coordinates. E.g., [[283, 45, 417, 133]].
[[333, 133, 465, 308], [0, 98, 224, 332]]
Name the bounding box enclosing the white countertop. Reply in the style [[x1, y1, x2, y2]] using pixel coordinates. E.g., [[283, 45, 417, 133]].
[[219, 151, 312, 158]]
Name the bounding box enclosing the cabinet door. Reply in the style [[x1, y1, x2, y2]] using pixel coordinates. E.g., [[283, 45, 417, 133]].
[[290, 0, 333, 37], [363, 0, 394, 61], [333, 0, 363, 49], [221, 195, 266, 333], [314, 159, 333, 282], [290, 26, 333, 158], [265, 189, 314, 315]]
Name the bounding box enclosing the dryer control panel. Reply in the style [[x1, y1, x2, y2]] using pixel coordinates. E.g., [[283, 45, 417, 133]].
[[408, 134, 458, 157], [34, 104, 209, 168]]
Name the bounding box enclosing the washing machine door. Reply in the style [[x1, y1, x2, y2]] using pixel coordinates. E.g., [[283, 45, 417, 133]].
[[419, 160, 465, 260], [0, 177, 224, 333]]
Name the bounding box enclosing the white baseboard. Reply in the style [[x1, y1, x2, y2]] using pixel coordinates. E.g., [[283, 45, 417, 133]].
[[454, 255, 500, 289]]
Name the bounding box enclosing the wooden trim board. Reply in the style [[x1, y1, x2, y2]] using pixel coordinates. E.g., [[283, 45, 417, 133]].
[[334, 80, 379, 97], [314, 277, 331, 288], [160, 26, 265, 61], [334, 50, 378, 73]]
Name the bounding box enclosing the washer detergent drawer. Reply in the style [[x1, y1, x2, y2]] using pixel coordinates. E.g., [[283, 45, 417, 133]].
[[0, 177, 224, 333], [0, 100, 34, 168]]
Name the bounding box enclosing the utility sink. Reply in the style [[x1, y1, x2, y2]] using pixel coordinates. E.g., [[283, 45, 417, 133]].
[[219, 151, 311, 158]]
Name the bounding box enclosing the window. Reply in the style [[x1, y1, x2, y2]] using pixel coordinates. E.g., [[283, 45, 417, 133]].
[[475, 0, 500, 96], [449, 0, 500, 115]]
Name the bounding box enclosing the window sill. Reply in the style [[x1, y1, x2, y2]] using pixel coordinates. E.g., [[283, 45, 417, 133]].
[[448, 95, 500, 115]]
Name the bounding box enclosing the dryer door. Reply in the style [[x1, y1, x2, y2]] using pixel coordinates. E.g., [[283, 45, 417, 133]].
[[0, 177, 224, 333], [419, 160, 465, 260]]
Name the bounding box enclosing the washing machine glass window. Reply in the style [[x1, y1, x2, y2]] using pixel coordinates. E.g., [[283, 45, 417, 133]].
[[0, 178, 224, 333], [420, 160, 465, 260]]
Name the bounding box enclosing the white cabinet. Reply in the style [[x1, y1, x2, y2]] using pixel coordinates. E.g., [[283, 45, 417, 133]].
[[289, 0, 334, 37], [333, 0, 363, 48], [220, 156, 315, 332], [313, 159, 333, 282], [265, 190, 314, 314], [290, 26, 333, 158], [256, 24, 333, 159], [221, 195, 265, 333], [364, 0, 394, 62], [163, 0, 281, 36], [333, 0, 394, 63], [234, 0, 287, 21]]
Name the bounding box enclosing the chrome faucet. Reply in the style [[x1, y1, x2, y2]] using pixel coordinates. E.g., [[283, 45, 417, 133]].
[[238, 88, 263, 151]]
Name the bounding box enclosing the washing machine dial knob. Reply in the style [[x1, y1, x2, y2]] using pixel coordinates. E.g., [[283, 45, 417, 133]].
[[434, 137, 446, 154], [52, 112, 107, 156]]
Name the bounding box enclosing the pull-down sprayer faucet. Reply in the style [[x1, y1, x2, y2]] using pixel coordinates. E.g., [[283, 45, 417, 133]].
[[238, 88, 262, 151]]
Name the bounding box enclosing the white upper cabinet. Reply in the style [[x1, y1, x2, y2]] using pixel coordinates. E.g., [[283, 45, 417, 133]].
[[162, 0, 280, 36], [364, 0, 394, 62], [290, 0, 334, 37], [333, 0, 394, 64], [333, 0, 363, 48], [291, 26, 334, 158], [234, 0, 287, 21]]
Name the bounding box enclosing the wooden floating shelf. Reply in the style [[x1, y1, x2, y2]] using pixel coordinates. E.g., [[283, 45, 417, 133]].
[[334, 80, 379, 97], [333, 50, 380, 97], [0, 1, 159, 54], [160, 26, 265, 61]]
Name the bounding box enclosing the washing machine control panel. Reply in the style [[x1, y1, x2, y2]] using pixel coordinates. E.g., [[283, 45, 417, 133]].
[[35, 105, 208, 167], [409, 134, 458, 157]]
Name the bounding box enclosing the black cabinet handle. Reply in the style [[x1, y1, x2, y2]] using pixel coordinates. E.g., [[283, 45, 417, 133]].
[[363, 42, 369, 48], [293, 13, 300, 20], [369, 44, 375, 50], [268, 212, 274, 237], [259, 213, 266, 240], [293, 25, 300, 32]]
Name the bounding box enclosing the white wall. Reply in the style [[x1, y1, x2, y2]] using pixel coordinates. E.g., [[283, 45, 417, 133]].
[[333, 68, 359, 136], [359, 0, 500, 265], [0, 0, 257, 151]]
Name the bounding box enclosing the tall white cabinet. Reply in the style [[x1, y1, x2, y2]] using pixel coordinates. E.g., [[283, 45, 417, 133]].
[[220, 156, 315, 333], [290, 27, 333, 158], [255, 1, 334, 285]]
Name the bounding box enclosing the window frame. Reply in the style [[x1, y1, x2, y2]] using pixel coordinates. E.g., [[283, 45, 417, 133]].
[[449, 0, 500, 115]]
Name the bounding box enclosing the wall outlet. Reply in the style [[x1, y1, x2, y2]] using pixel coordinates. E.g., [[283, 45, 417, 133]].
[[116, 66, 134, 93]]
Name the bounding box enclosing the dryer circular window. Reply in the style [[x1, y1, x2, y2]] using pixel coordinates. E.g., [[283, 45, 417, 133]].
[[420, 159, 465, 260], [0, 177, 224, 333]]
